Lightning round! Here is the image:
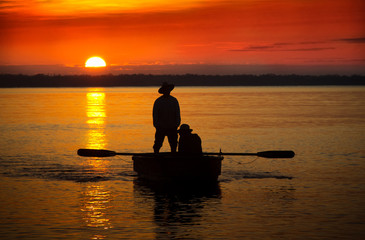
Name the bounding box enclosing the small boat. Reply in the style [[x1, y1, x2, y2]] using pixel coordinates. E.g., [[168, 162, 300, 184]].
[[77, 149, 294, 182], [132, 153, 223, 182]]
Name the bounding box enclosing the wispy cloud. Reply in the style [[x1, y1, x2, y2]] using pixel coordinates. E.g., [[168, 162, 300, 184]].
[[0, 0, 24, 10], [229, 41, 335, 52], [282, 47, 335, 52], [0, 0, 225, 15], [334, 37, 365, 43]]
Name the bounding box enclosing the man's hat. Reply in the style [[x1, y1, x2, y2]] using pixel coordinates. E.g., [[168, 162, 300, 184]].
[[158, 82, 175, 94], [178, 124, 193, 133]]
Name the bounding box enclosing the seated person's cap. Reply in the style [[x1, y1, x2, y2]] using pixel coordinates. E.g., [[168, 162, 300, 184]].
[[178, 124, 193, 133]]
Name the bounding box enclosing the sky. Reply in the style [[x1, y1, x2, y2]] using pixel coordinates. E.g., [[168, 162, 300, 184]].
[[1, 0, 365, 75]]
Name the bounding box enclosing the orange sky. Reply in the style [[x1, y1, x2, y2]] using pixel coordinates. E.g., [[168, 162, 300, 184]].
[[1, 0, 364, 74]]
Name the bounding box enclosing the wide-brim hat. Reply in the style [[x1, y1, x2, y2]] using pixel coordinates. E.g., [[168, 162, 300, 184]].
[[178, 124, 193, 133], [158, 82, 175, 94]]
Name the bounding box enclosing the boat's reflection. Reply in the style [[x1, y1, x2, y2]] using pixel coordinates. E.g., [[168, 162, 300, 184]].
[[134, 179, 221, 239], [134, 178, 221, 198]]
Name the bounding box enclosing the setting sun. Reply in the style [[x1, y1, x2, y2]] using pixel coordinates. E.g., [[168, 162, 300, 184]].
[[85, 57, 106, 68]]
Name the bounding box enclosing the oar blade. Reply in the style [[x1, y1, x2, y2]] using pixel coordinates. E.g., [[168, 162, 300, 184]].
[[257, 150, 295, 158], [77, 149, 117, 157]]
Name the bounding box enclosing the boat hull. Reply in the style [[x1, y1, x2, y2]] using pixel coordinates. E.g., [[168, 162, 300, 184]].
[[132, 153, 223, 182]]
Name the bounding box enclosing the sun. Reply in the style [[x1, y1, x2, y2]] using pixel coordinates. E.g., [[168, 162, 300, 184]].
[[85, 57, 106, 68]]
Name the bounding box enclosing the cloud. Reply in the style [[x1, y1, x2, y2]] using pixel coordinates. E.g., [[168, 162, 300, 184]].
[[227, 37, 364, 53], [0, 0, 24, 10], [335, 37, 365, 43], [229, 41, 335, 52], [282, 47, 336, 52], [0, 0, 226, 16]]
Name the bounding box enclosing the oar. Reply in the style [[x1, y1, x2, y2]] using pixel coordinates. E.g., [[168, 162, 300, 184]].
[[77, 149, 295, 158], [77, 149, 136, 157], [204, 150, 295, 158]]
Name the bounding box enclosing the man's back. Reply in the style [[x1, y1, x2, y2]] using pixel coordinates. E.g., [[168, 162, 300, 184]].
[[153, 95, 181, 129], [178, 133, 202, 154]]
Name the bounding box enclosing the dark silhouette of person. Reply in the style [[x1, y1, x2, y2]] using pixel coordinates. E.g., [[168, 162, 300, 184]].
[[153, 82, 181, 153], [178, 124, 202, 155]]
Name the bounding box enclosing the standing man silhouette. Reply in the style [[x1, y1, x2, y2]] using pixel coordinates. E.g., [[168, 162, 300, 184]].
[[153, 82, 181, 153]]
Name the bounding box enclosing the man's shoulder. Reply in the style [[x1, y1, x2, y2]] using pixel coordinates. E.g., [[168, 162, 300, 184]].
[[186, 133, 201, 142], [192, 133, 201, 139], [169, 95, 179, 103], [155, 95, 163, 101], [154, 95, 165, 103], [155, 95, 178, 102], [169, 95, 177, 99]]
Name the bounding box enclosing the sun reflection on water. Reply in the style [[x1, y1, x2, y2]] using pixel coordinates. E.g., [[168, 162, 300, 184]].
[[81, 184, 113, 239], [84, 89, 112, 239], [86, 89, 107, 150], [85, 89, 109, 171]]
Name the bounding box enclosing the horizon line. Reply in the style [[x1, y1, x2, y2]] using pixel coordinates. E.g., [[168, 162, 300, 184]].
[[1, 63, 365, 76]]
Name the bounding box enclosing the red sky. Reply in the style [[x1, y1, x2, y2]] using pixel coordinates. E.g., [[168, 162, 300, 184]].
[[1, 0, 364, 75]]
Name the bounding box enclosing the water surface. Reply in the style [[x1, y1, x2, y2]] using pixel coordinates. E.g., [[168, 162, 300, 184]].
[[0, 86, 364, 239]]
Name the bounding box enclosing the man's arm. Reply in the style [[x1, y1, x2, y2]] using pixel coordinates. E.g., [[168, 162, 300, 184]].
[[153, 100, 158, 128], [175, 99, 181, 127]]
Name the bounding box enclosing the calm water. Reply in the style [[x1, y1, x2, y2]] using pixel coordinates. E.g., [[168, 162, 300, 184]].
[[0, 86, 364, 239]]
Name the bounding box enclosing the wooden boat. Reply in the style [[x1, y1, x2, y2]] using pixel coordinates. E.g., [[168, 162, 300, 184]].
[[132, 153, 223, 182], [77, 149, 294, 182]]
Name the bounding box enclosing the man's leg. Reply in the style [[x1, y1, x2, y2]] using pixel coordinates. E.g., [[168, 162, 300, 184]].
[[167, 128, 178, 153], [153, 128, 165, 153]]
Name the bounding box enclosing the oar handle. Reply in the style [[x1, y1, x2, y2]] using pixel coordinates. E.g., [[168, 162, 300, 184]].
[[257, 150, 295, 158], [204, 150, 295, 158], [204, 152, 257, 156]]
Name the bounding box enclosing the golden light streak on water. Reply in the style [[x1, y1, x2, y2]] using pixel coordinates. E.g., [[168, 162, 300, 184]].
[[81, 184, 113, 239], [86, 89, 106, 150], [84, 90, 112, 239], [85, 89, 109, 170]]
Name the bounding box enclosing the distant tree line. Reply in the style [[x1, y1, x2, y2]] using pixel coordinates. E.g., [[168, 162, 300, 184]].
[[0, 74, 364, 87]]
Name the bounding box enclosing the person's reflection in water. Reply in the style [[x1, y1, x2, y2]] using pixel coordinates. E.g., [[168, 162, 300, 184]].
[[134, 180, 221, 239], [153, 82, 181, 153]]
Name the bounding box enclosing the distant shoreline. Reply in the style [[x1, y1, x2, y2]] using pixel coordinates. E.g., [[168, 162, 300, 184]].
[[0, 74, 364, 87]]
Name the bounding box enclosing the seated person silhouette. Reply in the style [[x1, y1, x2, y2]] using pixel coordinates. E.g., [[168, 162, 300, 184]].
[[177, 124, 202, 155]]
